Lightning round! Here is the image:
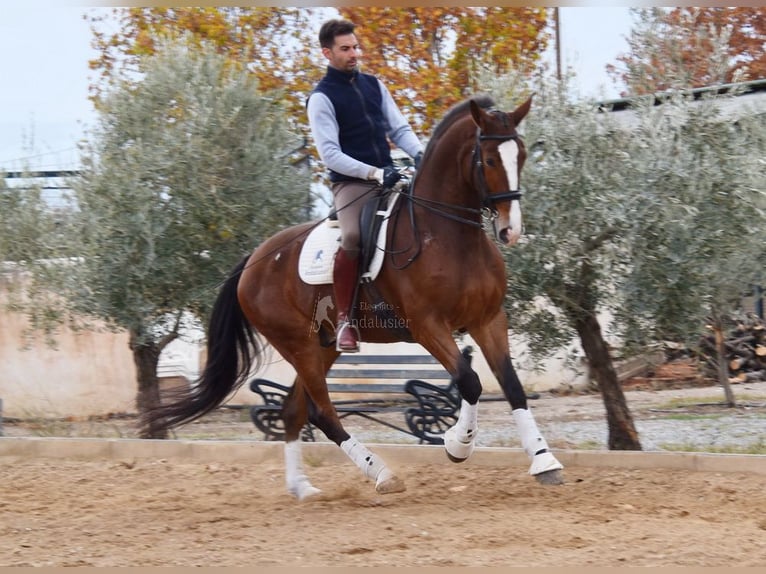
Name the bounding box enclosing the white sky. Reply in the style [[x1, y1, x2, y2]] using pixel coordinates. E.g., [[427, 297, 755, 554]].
[[0, 5, 633, 173]]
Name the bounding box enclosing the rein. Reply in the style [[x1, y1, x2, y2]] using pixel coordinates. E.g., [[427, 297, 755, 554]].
[[404, 193, 484, 228]]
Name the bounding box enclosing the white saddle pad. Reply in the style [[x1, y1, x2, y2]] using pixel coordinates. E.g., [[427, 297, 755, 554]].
[[298, 193, 400, 285]]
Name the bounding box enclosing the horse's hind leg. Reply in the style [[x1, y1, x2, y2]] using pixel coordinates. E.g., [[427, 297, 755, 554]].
[[281, 379, 321, 500], [471, 313, 564, 485], [306, 387, 406, 494], [279, 347, 406, 496]]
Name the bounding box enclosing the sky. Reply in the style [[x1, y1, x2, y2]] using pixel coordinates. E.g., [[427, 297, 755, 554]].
[[0, 5, 634, 174]]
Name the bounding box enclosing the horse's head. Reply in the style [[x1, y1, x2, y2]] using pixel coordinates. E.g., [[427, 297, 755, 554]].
[[469, 96, 531, 246]]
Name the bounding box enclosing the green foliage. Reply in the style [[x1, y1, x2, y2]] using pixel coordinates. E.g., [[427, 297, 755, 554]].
[[660, 437, 766, 455], [486, 75, 766, 363], [0, 175, 72, 347], [20, 35, 310, 346], [490, 80, 637, 361], [610, 8, 766, 96], [0, 176, 56, 264], [619, 93, 766, 347]]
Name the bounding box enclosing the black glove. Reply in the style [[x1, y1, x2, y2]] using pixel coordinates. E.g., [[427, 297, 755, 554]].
[[382, 165, 401, 188], [414, 152, 423, 170]]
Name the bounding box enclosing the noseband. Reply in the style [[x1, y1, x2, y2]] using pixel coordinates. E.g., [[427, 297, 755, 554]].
[[472, 128, 524, 212]]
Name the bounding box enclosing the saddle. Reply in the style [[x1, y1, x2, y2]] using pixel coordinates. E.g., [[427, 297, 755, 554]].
[[298, 190, 401, 285]]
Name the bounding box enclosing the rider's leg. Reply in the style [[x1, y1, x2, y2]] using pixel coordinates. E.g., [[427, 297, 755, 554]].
[[332, 248, 360, 351], [331, 181, 374, 353]]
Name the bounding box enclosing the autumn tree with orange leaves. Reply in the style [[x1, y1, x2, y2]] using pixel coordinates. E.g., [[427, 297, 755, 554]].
[[609, 7, 766, 96], [87, 7, 319, 130], [338, 7, 548, 133], [87, 7, 549, 137]]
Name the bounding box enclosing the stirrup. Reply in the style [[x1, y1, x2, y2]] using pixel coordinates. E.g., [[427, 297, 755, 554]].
[[336, 321, 361, 353]]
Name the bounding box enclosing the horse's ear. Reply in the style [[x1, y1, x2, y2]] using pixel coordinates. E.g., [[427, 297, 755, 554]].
[[470, 99, 486, 129], [511, 94, 534, 126]]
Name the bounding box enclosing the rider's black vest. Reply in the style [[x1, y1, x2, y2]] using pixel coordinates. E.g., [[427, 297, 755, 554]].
[[312, 66, 393, 183]]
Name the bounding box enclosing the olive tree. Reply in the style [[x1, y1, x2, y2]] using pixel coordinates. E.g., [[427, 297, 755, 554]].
[[484, 72, 765, 448], [496, 82, 644, 450], [0, 177, 49, 264], [619, 92, 766, 406], [14, 36, 310, 437], [0, 174, 73, 346]]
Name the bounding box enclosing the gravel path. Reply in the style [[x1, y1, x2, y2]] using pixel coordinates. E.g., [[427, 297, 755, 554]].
[[3, 380, 766, 453], [350, 380, 766, 452]]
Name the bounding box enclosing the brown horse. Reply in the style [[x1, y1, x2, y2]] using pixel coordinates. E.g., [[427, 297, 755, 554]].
[[143, 94, 564, 499]]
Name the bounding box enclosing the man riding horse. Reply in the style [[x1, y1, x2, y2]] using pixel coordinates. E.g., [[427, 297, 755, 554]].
[[307, 18, 424, 353], [143, 20, 565, 500]]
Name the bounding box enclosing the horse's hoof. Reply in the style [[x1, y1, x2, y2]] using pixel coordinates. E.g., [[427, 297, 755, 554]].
[[288, 482, 322, 501], [444, 427, 476, 463], [375, 474, 406, 494], [446, 451, 469, 464], [534, 469, 565, 486], [529, 450, 564, 477]]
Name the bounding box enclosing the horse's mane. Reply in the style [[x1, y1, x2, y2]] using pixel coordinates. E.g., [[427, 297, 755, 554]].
[[423, 94, 496, 157]]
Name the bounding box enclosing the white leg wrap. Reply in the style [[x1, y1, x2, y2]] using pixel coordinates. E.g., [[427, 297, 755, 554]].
[[529, 451, 564, 475], [444, 401, 479, 461], [512, 408, 564, 475], [456, 400, 479, 440], [339, 435, 406, 493], [284, 441, 321, 500], [340, 435, 392, 484]]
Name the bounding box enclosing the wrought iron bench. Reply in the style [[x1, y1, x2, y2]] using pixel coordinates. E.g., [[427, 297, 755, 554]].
[[248, 348, 475, 445]]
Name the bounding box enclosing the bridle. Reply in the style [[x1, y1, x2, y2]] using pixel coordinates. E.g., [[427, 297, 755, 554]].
[[388, 117, 526, 268], [472, 126, 524, 213], [402, 120, 525, 229]]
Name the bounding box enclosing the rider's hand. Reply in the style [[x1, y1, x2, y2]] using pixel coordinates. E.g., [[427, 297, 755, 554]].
[[414, 152, 423, 170], [382, 166, 401, 188], [370, 166, 402, 189]]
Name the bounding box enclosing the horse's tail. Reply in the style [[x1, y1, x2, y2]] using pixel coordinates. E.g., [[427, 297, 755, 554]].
[[141, 255, 262, 434]]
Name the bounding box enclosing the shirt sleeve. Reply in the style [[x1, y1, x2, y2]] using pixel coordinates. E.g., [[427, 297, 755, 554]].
[[378, 80, 424, 159], [307, 92, 375, 180]]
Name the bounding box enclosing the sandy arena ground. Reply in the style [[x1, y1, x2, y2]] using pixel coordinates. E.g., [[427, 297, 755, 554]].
[[1, 455, 765, 567], [2, 372, 766, 566]]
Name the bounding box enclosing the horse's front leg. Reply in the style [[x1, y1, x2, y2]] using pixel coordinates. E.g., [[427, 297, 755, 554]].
[[471, 314, 564, 485], [443, 347, 482, 463], [414, 330, 482, 463], [500, 354, 565, 483]]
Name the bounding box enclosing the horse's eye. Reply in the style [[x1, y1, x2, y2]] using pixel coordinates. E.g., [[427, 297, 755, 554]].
[[486, 158, 496, 167]]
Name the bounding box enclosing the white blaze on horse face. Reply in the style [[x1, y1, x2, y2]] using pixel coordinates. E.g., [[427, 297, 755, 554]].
[[497, 139, 523, 245], [499, 139, 520, 190]]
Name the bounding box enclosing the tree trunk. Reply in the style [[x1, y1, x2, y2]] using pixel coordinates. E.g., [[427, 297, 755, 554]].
[[559, 259, 641, 450], [573, 310, 643, 450], [129, 329, 166, 439], [712, 316, 737, 407]]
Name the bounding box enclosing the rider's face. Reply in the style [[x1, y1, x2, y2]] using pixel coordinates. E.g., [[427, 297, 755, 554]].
[[323, 33, 360, 73]]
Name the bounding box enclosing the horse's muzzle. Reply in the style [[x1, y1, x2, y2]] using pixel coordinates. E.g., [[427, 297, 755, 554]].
[[498, 225, 520, 246], [496, 200, 522, 245]]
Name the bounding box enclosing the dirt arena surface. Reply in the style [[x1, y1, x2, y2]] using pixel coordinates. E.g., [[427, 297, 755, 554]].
[[3, 371, 766, 566], [2, 454, 765, 567]]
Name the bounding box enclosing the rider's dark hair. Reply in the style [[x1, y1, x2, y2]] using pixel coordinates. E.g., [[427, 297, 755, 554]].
[[319, 19, 356, 49]]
